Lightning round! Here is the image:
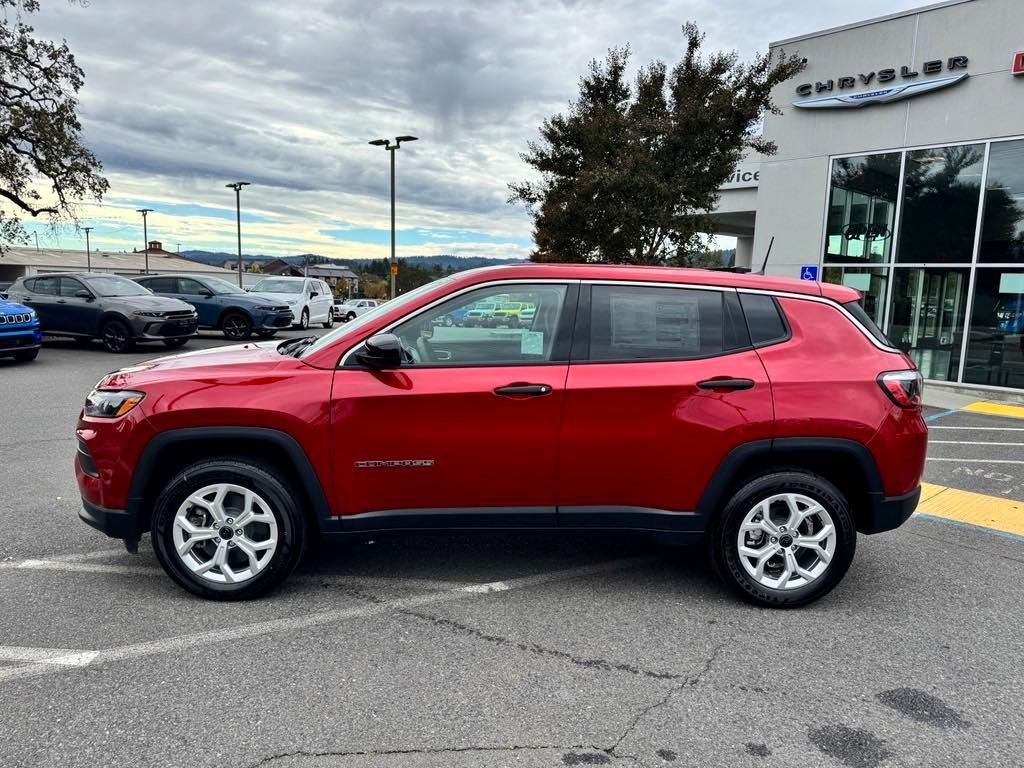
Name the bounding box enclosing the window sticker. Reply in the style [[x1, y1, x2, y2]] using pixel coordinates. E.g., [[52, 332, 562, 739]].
[[610, 296, 700, 352], [521, 330, 544, 355]]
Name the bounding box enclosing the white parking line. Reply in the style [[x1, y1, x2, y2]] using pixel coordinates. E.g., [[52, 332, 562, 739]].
[[929, 441, 1024, 446], [926, 458, 1024, 464], [0, 647, 99, 666], [0, 556, 653, 685], [929, 426, 1024, 431]]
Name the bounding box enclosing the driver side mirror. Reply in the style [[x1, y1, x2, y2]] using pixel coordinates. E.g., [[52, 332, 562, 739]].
[[198, 289, 213, 297], [75, 289, 93, 301], [310, 291, 319, 298], [356, 333, 403, 369]]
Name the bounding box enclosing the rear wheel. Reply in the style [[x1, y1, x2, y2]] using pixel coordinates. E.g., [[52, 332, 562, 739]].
[[101, 319, 133, 353], [709, 471, 855, 608], [222, 312, 252, 340], [322, 309, 334, 329], [13, 348, 38, 362], [151, 459, 305, 600]]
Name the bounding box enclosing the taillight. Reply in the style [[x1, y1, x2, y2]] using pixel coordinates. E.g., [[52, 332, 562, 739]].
[[878, 370, 923, 408]]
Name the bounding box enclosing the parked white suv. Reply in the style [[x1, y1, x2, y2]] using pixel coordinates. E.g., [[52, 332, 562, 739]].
[[250, 277, 334, 329], [334, 298, 380, 321]]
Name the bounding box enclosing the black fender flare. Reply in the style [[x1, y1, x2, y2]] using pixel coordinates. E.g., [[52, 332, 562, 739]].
[[125, 426, 333, 537], [696, 437, 884, 519]]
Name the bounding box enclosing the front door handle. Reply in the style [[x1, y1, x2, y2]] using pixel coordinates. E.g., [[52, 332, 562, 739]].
[[697, 377, 755, 391], [494, 383, 552, 397]]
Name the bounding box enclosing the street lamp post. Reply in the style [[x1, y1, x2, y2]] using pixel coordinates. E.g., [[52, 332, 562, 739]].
[[136, 208, 153, 274], [225, 182, 251, 288], [369, 135, 418, 299], [82, 226, 93, 272]]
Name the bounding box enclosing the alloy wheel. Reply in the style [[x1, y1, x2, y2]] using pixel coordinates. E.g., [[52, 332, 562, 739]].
[[736, 493, 836, 590], [171, 483, 279, 585], [102, 322, 129, 353], [223, 314, 249, 339]]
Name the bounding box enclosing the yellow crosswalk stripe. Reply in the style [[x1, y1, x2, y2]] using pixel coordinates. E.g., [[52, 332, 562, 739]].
[[962, 401, 1024, 420], [916, 482, 1024, 537]]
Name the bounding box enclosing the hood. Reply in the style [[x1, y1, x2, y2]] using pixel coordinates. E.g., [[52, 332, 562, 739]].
[[112, 294, 195, 312], [254, 291, 304, 305], [99, 340, 292, 389], [0, 298, 32, 314], [231, 292, 289, 308]]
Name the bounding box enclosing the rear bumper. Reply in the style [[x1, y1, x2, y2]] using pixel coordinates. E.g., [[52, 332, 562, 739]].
[[861, 486, 921, 534], [79, 499, 136, 540]]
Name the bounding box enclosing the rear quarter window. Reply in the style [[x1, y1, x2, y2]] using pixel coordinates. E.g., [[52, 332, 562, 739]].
[[739, 293, 789, 347], [842, 299, 893, 347]]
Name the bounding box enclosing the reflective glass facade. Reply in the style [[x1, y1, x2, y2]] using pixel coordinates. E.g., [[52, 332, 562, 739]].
[[822, 137, 1024, 391]]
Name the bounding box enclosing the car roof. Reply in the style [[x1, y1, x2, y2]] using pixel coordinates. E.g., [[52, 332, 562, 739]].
[[440, 263, 859, 303]]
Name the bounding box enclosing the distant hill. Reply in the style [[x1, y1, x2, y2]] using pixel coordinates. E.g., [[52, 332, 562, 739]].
[[180, 250, 527, 271]]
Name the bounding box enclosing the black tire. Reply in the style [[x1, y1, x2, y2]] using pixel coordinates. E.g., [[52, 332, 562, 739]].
[[255, 330, 277, 339], [13, 348, 38, 362], [163, 337, 189, 348], [101, 318, 134, 353], [298, 308, 310, 330], [221, 312, 252, 340], [322, 309, 334, 329], [150, 459, 306, 600], [708, 471, 856, 608], [443, 315, 454, 327], [346, 311, 356, 322]]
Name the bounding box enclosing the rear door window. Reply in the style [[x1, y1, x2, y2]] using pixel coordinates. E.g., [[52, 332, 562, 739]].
[[32, 276, 58, 295], [585, 285, 748, 361]]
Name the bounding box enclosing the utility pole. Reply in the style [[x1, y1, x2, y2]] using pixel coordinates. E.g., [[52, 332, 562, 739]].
[[368, 135, 418, 298], [225, 182, 250, 288], [83, 227, 93, 272], [136, 208, 153, 274]]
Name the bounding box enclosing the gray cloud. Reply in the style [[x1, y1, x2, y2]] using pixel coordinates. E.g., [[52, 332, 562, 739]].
[[29, 0, 928, 257]]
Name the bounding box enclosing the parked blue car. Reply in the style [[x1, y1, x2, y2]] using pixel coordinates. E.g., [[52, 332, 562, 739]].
[[135, 274, 293, 340], [0, 295, 42, 362]]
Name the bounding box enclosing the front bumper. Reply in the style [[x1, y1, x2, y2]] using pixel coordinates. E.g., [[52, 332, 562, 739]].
[[0, 325, 41, 353], [134, 316, 198, 340], [860, 485, 921, 534], [257, 311, 294, 329], [79, 498, 136, 540]]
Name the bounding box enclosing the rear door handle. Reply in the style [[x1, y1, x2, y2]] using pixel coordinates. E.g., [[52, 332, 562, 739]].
[[697, 377, 755, 391], [494, 383, 552, 397]]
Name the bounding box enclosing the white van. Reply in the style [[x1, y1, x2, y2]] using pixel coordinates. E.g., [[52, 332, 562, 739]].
[[250, 277, 334, 329]]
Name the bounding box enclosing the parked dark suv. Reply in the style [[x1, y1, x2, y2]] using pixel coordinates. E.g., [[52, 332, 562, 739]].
[[9, 272, 198, 353], [136, 274, 293, 340], [76, 264, 926, 606]]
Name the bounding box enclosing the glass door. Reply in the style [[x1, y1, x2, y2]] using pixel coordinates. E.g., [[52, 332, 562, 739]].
[[889, 268, 969, 381]]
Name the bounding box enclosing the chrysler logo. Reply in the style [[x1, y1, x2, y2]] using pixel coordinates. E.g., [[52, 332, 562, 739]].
[[793, 73, 969, 109]]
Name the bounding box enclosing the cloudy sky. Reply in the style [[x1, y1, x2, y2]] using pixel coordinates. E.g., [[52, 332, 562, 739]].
[[25, 0, 927, 261]]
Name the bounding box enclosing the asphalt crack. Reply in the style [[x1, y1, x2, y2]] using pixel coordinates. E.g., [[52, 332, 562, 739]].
[[244, 743, 627, 768]]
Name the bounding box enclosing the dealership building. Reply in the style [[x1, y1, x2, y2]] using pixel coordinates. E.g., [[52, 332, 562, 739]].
[[716, 0, 1024, 393]]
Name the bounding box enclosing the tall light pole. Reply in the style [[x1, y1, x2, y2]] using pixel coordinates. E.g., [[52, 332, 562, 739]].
[[225, 181, 250, 288], [82, 226, 93, 272], [369, 135, 418, 299], [136, 208, 153, 274]]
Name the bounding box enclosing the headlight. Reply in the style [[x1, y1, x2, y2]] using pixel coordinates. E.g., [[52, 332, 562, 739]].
[[253, 305, 277, 311], [287, 298, 299, 305], [84, 389, 145, 418], [28, 309, 37, 319], [132, 310, 165, 318]]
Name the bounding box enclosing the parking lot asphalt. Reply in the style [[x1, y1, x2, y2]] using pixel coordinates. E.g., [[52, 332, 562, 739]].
[[1, 337, 1022, 768]]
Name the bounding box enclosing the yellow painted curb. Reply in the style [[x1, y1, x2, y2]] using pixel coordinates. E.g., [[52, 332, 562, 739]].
[[916, 482, 1024, 537], [962, 401, 1024, 420]]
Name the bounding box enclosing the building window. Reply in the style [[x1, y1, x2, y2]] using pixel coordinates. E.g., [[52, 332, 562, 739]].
[[888, 268, 969, 381], [979, 139, 1024, 263], [963, 269, 1024, 388], [823, 267, 889, 329], [896, 145, 984, 264], [823, 153, 900, 264]]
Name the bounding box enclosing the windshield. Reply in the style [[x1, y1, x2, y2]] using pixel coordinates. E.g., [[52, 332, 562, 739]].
[[85, 275, 151, 297], [298, 276, 455, 359], [253, 278, 303, 294], [203, 276, 244, 295]]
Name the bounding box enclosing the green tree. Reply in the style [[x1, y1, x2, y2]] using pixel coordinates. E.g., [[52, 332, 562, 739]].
[[509, 23, 804, 265], [0, 0, 107, 249]]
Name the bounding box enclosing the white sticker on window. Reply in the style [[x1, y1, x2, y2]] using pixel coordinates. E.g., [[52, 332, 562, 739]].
[[521, 331, 544, 355], [610, 296, 699, 352]]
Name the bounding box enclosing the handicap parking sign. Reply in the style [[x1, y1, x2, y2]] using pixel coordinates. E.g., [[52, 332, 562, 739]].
[[800, 265, 819, 281]]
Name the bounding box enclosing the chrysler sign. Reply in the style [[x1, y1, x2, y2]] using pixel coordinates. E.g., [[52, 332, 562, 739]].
[[794, 56, 969, 109]]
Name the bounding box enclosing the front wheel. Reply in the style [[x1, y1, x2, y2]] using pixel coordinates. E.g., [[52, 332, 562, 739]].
[[222, 312, 252, 340], [298, 308, 310, 330], [150, 459, 306, 600], [101, 319, 134, 353], [708, 471, 855, 608], [346, 311, 356, 322]]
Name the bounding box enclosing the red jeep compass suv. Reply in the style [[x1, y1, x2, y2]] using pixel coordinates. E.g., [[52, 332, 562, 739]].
[[75, 264, 926, 606]]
